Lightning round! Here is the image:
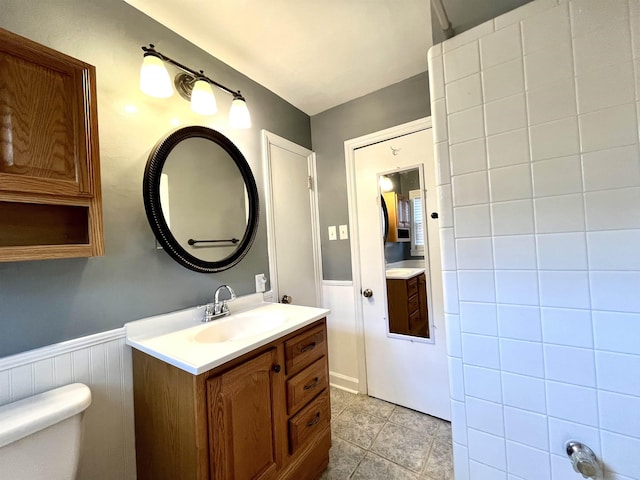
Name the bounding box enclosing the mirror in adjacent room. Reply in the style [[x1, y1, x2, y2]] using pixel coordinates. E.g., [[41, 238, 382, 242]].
[[379, 167, 432, 340], [143, 126, 259, 273]]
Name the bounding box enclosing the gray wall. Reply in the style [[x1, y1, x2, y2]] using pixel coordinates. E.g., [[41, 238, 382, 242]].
[[311, 72, 431, 280], [0, 0, 310, 358]]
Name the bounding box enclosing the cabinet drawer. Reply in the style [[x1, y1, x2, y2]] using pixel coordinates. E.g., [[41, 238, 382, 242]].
[[288, 390, 330, 454], [408, 294, 419, 315], [285, 324, 327, 375], [286, 357, 328, 415], [407, 277, 418, 297]]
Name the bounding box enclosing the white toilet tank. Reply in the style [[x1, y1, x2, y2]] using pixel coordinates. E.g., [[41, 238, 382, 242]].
[[0, 383, 91, 480]]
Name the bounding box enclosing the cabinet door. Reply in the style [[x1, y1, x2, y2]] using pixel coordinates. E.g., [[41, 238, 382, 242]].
[[207, 349, 279, 480], [0, 28, 98, 197]]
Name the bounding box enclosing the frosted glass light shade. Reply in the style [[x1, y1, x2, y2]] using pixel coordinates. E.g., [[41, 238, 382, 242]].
[[379, 176, 393, 192], [190, 79, 217, 115], [229, 97, 251, 129], [140, 55, 173, 98]]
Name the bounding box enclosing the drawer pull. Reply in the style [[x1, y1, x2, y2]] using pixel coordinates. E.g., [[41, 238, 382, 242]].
[[303, 377, 319, 390], [300, 342, 317, 353], [306, 413, 321, 427]]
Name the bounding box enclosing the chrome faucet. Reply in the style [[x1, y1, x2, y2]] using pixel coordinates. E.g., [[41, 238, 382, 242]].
[[203, 285, 236, 322]]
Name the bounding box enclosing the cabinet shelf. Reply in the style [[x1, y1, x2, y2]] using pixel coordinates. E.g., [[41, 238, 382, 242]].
[[0, 27, 103, 262]]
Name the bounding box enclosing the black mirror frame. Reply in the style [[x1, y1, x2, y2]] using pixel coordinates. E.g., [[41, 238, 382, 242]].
[[143, 126, 259, 273]]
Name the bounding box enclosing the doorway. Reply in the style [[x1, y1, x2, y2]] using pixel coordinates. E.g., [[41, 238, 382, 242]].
[[262, 131, 323, 308], [345, 119, 450, 420]]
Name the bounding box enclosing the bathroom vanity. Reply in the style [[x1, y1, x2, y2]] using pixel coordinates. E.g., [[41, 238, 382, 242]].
[[386, 268, 429, 338], [126, 300, 331, 480]]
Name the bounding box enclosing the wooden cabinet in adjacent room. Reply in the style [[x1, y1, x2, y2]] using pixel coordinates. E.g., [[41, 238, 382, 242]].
[[386, 272, 429, 338], [132, 319, 331, 480], [0, 27, 103, 262], [382, 192, 410, 242]]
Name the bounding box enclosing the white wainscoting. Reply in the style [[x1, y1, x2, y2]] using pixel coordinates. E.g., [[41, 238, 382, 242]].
[[322, 280, 360, 393], [0, 329, 136, 480]]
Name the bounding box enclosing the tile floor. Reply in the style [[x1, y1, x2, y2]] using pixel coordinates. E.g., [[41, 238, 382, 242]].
[[322, 387, 453, 480]]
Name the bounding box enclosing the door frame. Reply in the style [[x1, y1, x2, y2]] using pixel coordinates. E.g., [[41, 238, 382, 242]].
[[344, 117, 432, 394], [261, 130, 324, 306]]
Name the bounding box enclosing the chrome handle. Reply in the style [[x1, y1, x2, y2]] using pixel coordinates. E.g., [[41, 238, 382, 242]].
[[566, 441, 602, 479], [362, 288, 373, 298], [281, 294, 292, 304]]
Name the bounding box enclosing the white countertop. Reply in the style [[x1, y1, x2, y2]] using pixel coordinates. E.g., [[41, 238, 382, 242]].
[[385, 267, 425, 280], [125, 296, 329, 375]]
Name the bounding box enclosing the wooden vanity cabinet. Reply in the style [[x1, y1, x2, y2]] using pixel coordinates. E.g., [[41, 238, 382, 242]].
[[132, 319, 331, 480], [386, 273, 429, 338], [0, 28, 103, 261]]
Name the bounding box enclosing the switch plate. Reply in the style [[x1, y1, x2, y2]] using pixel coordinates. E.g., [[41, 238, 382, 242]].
[[328, 225, 337, 240], [339, 224, 348, 240]]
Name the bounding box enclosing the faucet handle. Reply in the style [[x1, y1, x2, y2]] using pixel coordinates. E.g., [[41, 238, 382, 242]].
[[203, 303, 215, 322]]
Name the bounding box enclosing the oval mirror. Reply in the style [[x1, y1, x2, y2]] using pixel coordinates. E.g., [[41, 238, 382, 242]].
[[143, 126, 259, 273]]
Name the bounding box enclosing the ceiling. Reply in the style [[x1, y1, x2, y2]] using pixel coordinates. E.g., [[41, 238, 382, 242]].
[[125, 0, 531, 116]]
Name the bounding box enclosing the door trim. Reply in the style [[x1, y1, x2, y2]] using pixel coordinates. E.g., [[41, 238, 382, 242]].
[[344, 117, 432, 394], [262, 130, 324, 307]]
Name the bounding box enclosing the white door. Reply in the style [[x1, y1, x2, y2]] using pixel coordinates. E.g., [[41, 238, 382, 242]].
[[352, 126, 450, 419], [262, 131, 323, 307]]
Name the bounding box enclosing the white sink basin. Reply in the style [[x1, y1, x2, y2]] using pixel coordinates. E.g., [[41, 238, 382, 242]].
[[385, 267, 425, 280], [192, 310, 286, 343], [125, 298, 329, 374]]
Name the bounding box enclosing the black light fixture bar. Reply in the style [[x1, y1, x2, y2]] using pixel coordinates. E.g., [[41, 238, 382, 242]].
[[141, 44, 243, 99]]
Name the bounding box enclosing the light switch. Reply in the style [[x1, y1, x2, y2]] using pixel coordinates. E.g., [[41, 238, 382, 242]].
[[339, 224, 348, 240], [328, 225, 337, 240]]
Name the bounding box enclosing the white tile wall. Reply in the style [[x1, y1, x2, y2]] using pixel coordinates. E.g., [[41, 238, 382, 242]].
[[502, 371, 547, 414], [429, 0, 640, 477], [489, 164, 533, 202], [497, 304, 542, 341], [491, 200, 535, 235], [493, 235, 537, 270], [460, 302, 498, 335], [466, 396, 505, 436], [582, 144, 640, 192], [487, 129, 530, 168], [446, 73, 483, 114], [450, 138, 487, 176], [454, 204, 492, 237], [482, 58, 525, 102], [531, 155, 582, 197], [536, 233, 588, 270], [468, 428, 507, 470]]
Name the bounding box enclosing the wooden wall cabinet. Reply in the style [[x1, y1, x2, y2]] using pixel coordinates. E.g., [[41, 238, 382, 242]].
[[382, 192, 410, 242], [386, 273, 429, 338], [132, 320, 331, 480], [0, 27, 103, 261]]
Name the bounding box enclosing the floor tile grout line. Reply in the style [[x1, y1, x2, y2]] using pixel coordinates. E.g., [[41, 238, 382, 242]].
[[328, 388, 453, 479]]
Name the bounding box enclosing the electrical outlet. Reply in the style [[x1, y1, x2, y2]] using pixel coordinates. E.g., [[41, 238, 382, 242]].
[[255, 273, 266, 293], [328, 225, 337, 240], [339, 224, 348, 240]]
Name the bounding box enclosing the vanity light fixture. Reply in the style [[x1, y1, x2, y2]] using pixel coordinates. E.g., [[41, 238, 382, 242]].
[[379, 175, 394, 192], [139, 44, 251, 128]]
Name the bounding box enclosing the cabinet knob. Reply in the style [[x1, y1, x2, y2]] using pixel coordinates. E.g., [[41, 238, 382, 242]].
[[362, 288, 373, 298], [272, 364, 282, 373], [431, 212, 439, 219]]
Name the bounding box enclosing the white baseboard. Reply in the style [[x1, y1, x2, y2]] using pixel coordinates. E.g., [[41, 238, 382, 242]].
[[329, 371, 359, 393]]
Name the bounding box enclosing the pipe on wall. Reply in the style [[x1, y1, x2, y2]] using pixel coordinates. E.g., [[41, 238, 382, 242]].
[[431, 0, 454, 39]]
